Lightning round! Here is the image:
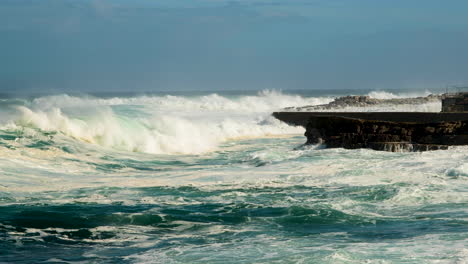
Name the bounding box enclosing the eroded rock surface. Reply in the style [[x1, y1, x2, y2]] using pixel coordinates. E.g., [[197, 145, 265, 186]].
[[305, 115, 467, 151]]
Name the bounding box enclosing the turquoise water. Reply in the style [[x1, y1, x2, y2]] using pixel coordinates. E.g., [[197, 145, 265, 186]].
[[0, 90, 466, 263]]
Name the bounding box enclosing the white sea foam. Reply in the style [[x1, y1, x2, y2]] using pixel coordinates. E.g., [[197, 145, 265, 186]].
[[286, 90, 441, 112], [312, 101, 442, 112], [3, 89, 445, 155], [1, 90, 463, 194], [4, 90, 332, 154], [29, 90, 333, 112], [11, 106, 303, 155], [1, 90, 465, 264], [367, 90, 434, 99]]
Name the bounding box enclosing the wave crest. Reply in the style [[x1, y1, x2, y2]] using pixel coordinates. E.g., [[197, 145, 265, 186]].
[[8, 90, 319, 154]]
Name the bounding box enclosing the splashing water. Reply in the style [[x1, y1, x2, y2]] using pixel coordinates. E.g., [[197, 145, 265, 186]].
[[0, 90, 466, 263], [3, 90, 330, 155]]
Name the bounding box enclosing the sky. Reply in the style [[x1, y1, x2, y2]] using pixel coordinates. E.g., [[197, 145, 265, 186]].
[[1, 0, 468, 93]]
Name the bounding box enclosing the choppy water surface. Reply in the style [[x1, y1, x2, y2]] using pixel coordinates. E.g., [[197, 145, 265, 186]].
[[0, 90, 466, 263]]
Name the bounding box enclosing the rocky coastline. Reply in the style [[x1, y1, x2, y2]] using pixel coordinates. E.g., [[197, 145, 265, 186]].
[[273, 93, 468, 152], [285, 94, 441, 111]]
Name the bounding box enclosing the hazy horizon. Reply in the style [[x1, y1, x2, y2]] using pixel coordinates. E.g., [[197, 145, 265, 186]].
[[1, 0, 468, 93]]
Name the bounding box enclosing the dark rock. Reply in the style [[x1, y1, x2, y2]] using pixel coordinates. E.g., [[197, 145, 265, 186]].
[[303, 115, 467, 152], [442, 92, 468, 112], [274, 94, 468, 152]]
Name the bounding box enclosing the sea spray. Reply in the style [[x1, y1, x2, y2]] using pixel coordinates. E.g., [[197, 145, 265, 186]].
[[367, 90, 433, 99], [1, 90, 466, 263], [1, 90, 327, 154]]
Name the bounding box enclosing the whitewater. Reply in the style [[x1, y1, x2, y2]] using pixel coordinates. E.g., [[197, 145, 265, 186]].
[[0, 90, 467, 263]]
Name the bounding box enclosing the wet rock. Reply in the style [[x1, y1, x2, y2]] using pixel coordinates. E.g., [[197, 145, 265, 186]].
[[304, 116, 467, 152]]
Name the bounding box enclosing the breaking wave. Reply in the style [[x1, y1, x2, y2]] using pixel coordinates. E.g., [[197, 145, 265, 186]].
[[1, 90, 331, 155], [0, 89, 443, 155]]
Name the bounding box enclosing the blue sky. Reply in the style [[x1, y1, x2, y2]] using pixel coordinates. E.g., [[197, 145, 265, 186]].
[[1, 0, 468, 92]]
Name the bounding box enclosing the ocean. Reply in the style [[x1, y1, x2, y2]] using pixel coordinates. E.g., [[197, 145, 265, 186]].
[[0, 89, 466, 263]]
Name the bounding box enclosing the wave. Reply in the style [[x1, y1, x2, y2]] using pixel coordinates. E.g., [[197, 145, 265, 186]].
[[1, 90, 332, 155], [12, 105, 304, 154], [28, 90, 332, 112], [366, 90, 434, 100], [0, 89, 444, 155]]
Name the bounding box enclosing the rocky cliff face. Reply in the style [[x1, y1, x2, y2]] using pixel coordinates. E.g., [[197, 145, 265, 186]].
[[305, 116, 468, 151]]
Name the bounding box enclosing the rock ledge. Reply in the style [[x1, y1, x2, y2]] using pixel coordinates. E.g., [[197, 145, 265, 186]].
[[304, 115, 467, 151]]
